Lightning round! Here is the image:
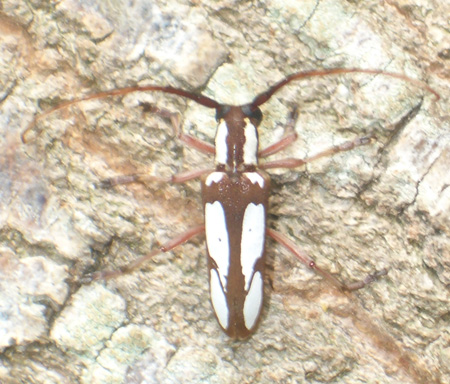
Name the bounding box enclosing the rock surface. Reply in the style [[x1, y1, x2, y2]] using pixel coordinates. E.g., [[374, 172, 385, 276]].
[[0, 0, 448, 383]]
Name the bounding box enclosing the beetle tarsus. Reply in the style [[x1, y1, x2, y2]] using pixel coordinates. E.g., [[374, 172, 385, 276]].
[[343, 268, 389, 291]]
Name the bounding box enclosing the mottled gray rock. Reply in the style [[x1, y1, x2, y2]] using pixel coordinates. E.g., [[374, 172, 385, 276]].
[[0, 0, 448, 383]]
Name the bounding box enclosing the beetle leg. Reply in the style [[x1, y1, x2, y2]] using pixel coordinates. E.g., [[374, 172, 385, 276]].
[[260, 134, 375, 170], [81, 225, 205, 283], [141, 103, 215, 155], [100, 168, 213, 188], [259, 107, 299, 158], [267, 228, 387, 292]]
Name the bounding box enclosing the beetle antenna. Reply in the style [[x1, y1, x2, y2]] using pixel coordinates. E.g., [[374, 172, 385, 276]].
[[250, 68, 440, 109], [21, 85, 220, 143]]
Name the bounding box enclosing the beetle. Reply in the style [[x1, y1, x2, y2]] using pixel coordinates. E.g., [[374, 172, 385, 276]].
[[22, 68, 439, 339]]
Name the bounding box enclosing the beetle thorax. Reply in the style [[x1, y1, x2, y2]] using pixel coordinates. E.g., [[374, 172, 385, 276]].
[[214, 106, 259, 172]]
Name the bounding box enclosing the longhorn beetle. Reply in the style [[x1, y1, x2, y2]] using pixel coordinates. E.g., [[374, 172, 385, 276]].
[[22, 68, 439, 339]]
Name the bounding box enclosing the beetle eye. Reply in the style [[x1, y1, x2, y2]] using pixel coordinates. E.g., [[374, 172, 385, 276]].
[[242, 105, 262, 125], [216, 106, 231, 121]]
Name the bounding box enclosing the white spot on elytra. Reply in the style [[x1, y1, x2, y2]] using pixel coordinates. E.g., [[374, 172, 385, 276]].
[[243, 119, 258, 165], [243, 271, 263, 330], [244, 172, 265, 188], [210, 269, 229, 330], [205, 201, 230, 290], [215, 120, 228, 165], [241, 203, 265, 291], [205, 172, 225, 186]]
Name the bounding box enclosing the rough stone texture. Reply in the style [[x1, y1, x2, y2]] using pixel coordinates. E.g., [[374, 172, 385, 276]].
[[0, 0, 449, 383]]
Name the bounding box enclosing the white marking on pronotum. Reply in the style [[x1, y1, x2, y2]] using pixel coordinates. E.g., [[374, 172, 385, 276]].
[[243, 172, 265, 188], [205, 172, 225, 186], [215, 120, 228, 165], [243, 271, 263, 330], [243, 119, 258, 165], [241, 203, 265, 291], [205, 201, 230, 290], [210, 268, 229, 329]]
